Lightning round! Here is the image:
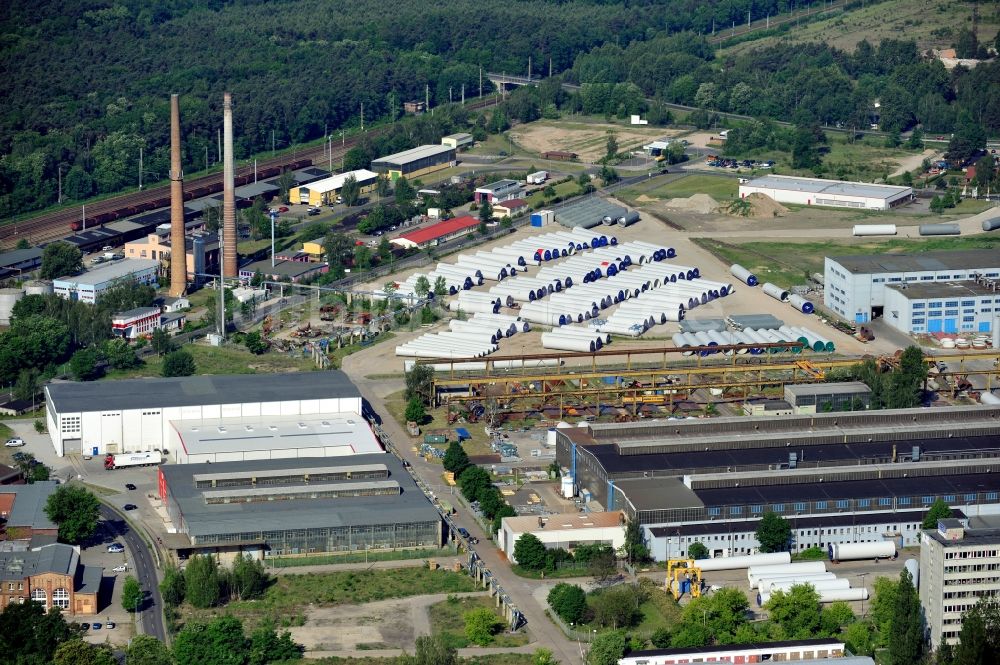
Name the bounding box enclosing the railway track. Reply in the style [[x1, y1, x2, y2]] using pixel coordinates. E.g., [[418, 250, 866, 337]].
[[2, 98, 496, 249]]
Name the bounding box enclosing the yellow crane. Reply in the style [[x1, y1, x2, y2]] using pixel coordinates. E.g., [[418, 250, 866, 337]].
[[665, 559, 703, 600]]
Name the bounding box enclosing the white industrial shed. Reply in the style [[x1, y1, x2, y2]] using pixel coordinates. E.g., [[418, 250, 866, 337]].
[[169, 414, 383, 464], [739, 175, 912, 210], [44, 372, 365, 458]]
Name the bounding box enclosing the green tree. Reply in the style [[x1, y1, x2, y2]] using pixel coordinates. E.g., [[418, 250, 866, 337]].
[[765, 584, 821, 639], [791, 126, 820, 169], [102, 337, 140, 370], [378, 237, 392, 261], [230, 554, 269, 601], [13, 368, 40, 401], [598, 164, 619, 184], [404, 364, 435, 405], [151, 328, 175, 356], [592, 585, 640, 629], [184, 555, 222, 609], [820, 601, 856, 637], [513, 533, 547, 570], [69, 347, 103, 381], [464, 607, 503, 646], [547, 583, 587, 624], [948, 110, 987, 164], [243, 331, 268, 355], [479, 199, 493, 224], [121, 575, 143, 612], [621, 517, 650, 564], [354, 245, 372, 270], [173, 616, 248, 665], [935, 641, 955, 665], [688, 542, 709, 560], [433, 276, 448, 297], [125, 634, 174, 665], [413, 275, 431, 298], [923, 498, 953, 529], [409, 634, 458, 665], [394, 176, 416, 207], [755, 511, 791, 553], [276, 169, 295, 204], [843, 619, 876, 656], [53, 640, 115, 665], [404, 396, 426, 424], [870, 576, 899, 648], [458, 465, 492, 502], [886, 570, 923, 665], [605, 133, 618, 161], [376, 174, 391, 199], [339, 174, 361, 206], [907, 127, 924, 149], [162, 350, 196, 377], [0, 602, 76, 664], [586, 630, 627, 665], [491, 504, 516, 535], [442, 441, 470, 475], [952, 598, 999, 665], [532, 647, 558, 665], [40, 242, 83, 279], [16, 238, 31, 250], [44, 485, 100, 544], [248, 623, 302, 665], [159, 564, 186, 606]]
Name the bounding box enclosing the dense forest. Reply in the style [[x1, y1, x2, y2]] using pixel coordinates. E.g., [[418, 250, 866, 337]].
[[2, 0, 997, 219], [0, 0, 836, 217]]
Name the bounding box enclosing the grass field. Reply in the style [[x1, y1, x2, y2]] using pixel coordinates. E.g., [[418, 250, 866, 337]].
[[695, 235, 1000, 290], [720, 0, 1000, 55], [181, 567, 478, 630], [428, 595, 531, 649], [103, 342, 319, 380], [269, 547, 455, 568], [621, 174, 738, 202], [526, 180, 582, 208], [306, 655, 535, 665], [576, 581, 682, 638]]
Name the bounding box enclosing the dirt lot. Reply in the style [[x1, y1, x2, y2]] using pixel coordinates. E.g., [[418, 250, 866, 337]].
[[514, 120, 680, 163], [288, 591, 489, 652]]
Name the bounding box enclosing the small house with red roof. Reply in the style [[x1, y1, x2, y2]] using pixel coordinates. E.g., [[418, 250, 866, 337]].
[[390, 215, 480, 250]]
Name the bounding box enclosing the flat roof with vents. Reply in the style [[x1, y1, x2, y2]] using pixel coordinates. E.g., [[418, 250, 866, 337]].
[[173, 414, 382, 457], [502, 511, 623, 533], [203, 480, 401, 502], [192, 463, 388, 485]]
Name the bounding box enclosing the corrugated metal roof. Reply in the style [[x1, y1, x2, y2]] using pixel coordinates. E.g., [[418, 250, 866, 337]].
[[176, 414, 382, 455], [830, 249, 1000, 274], [299, 170, 378, 194], [553, 198, 627, 229], [746, 174, 910, 199], [394, 215, 478, 245], [55, 259, 159, 285], [372, 144, 454, 167]]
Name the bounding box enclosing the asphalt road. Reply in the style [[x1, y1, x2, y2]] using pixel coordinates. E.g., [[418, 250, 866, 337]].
[[100, 504, 167, 643]]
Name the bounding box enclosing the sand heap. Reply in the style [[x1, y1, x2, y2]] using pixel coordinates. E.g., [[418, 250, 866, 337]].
[[664, 193, 720, 214], [743, 192, 788, 218]]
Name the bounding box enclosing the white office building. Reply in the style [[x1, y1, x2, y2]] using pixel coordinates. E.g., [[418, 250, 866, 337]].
[[44, 372, 365, 458], [824, 250, 1000, 325], [53, 259, 160, 304], [499, 512, 625, 564], [884, 281, 999, 335], [739, 174, 912, 210]]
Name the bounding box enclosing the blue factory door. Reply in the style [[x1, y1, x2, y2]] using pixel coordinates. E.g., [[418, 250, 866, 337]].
[[92, 447, 99, 456], [979, 321, 991, 332], [928, 319, 942, 333], [855, 312, 868, 324], [944, 319, 958, 333]]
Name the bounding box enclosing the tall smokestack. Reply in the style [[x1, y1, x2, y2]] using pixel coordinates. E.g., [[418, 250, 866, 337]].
[[222, 92, 237, 278], [169, 94, 187, 297]]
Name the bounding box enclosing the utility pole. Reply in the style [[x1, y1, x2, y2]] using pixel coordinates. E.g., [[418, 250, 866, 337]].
[[271, 129, 275, 156], [461, 84, 465, 105], [528, 56, 532, 80], [217, 128, 221, 164], [57, 165, 62, 204], [254, 159, 257, 183], [205, 146, 209, 171], [139, 147, 143, 190], [449, 86, 453, 104], [479, 67, 483, 98], [361, 102, 364, 131], [270, 211, 277, 268], [82, 204, 86, 231], [425, 84, 429, 114], [748, 8, 751, 27], [549, 57, 552, 78], [328, 135, 333, 173], [341, 130, 345, 171]]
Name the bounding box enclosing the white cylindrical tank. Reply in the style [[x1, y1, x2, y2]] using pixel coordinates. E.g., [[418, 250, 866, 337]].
[[829, 541, 896, 561], [0, 288, 24, 326], [540, 333, 596, 352], [762, 282, 790, 302], [852, 224, 897, 236], [789, 294, 815, 314], [23, 280, 53, 296], [758, 586, 869, 606], [696, 552, 790, 572], [561, 475, 575, 498], [767, 578, 851, 594], [748, 561, 827, 584], [755, 572, 837, 591], [982, 392, 1000, 406], [730, 264, 759, 287]]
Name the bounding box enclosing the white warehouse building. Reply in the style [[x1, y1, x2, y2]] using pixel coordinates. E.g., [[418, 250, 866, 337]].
[[45, 372, 366, 458], [499, 512, 625, 564], [883, 281, 999, 335], [824, 250, 1000, 325], [53, 259, 160, 304], [739, 175, 912, 210]]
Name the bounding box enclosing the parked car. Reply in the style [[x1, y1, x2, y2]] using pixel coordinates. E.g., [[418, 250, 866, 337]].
[[123, 504, 138, 511], [278, 206, 289, 213], [79, 623, 89, 631], [125, 483, 136, 491], [107, 543, 125, 553], [5, 437, 24, 447], [308, 207, 320, 216], [105, 622, 116, 630], [92, 623, 102, 630], [112, 564, 128, 573]]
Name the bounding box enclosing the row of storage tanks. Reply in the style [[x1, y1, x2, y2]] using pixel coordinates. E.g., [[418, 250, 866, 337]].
[[395, 312, 531, 358], [392, 226, 622, 302], [683, 545, 898, 607], [853, 218, 1000, 237], [730, 264, 815, 314], [672, 325, 835, 355]]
